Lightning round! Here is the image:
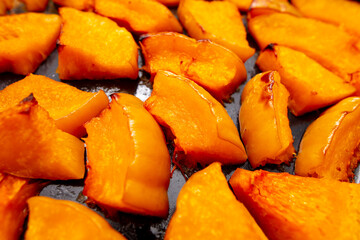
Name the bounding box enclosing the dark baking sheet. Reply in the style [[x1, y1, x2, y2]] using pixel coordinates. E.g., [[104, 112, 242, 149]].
[[1, 1, 359, 240]]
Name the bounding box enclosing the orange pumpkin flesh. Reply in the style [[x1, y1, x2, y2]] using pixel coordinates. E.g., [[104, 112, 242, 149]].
[[229, 169, 360, 240], [248, 13, 360, 92], [292, 0, 360, 37], [178, 0, 254, 62], [165, 162, 267, 240], [0, 74, 109, 137], [295, 97, 360, 182], [52, 0, 94, 10], [248, 0, 302, 19], [58, 7, 139, 80], [25, 196, 126, 240], [155, 0, 179, 7], [256, 44, 356, 116], [144, 71, 247, 168], [0, 96, 85, 180], [0, 13, 60, 75], [224, 0, 251, 11], [0, 174, 44, 240], [240, 71, 294, 168], [20, 0, 49, 11], [94, 0, 182, 35], [140, 32, 247, 102], [84, 93, 170, 217]]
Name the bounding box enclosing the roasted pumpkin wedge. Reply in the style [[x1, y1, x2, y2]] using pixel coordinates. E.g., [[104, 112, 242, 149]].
[[165, 162, 267, 240], [0, 13, 60, 75], [248, 13, 360, 91], [178, 0, 254, 62], [140, 32, 247, 101], [224, 0, 251, 11], [26, 196, 126, 240], [53, 0, 93, 10], [145, 71, 247, 168], [94, 0, 182, 35], [0, 0, 14, 15], [84, 93, 170, 217], [240, 71, 294, 168], [248, 0, 302, 19], [0, 74, 109, 137], [256, 45, 356, 116], [0, 96, 85, 180], [0, 174, 44, 240], [230, 169, 360, 240], [58, 7, 138, 80], [292, 0, 360, 37], [20, 0, 48, 11], [295, 97, 360, 182]]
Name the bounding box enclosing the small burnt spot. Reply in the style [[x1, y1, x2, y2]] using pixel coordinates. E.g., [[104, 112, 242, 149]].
[[264, 43, 278, 57], [261, 72, 275, 102], [20, 93, 36, 105], [19, 93, 37, 115], [311, 91, 318, 95]]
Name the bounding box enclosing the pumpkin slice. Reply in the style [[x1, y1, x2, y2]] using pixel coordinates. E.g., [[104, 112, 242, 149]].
[[248, 13, 360, 92], [178, 0, 254, 62], [20, 0, 48, 11], [0, 74, 109, 137], [165, 162, 267, 240], [0, 13, 60, 75], [53, 0, 93, 10], [256, 44, 356, 116], [295, 97, 360, 182], [229, 169, 360, 240], [240, 71, 294, 168], [140, 32, 247, 101], [84, 93, 170, 217], [26, 196, 126, 240], [0, 96, 85, 180], [58, 7, 138, 80], [144, 71, 247, 168], [94, 0, 182, 35], [248, 0, 302, 19], [0, 174, 44, 240], [292, 0, 360, 37]]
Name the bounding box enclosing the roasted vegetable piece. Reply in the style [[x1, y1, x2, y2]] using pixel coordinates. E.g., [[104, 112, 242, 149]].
[[256, 45, 356, 116], [292, 0, 360, 37], [240, 71, 294, 168], [0, 96, 85, 180], [248, 0, 301, 19], [178, 0, 254, 62], [140, 32, 247, 101], [230, 169, 360, 240], [0, 74, 109, 137], [84, 93, 170, 217], [0, 13, 60, 75], [224, 0, 251, 11], [0, 0, 14, 15], [295, 97, 360, 182], [155, 0, 178, 7], [165, 162, 267, 240], [145, 71, 247, 168], [53, 0, 93, 10], [25, 196, 126, 240], [19, 0, 48, 11], [248, 13, 360, 92], [58, 7, 138, 80], [94, 0, 182, 35], [0, 174, 44, 240]]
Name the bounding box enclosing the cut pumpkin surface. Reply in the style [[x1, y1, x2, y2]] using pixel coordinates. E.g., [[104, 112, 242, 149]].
[[84, 93, 170, 217], [224, 0, 251, 11], [165, 162, 267, 240], [0, 74, 109, 137], [291, 0, 360, 37], [140, 32, 247, 101], [178, 0, 254, 62], [295, 97, 360, 182], [229, 169, 360, 240], [52, 0, 94, 10], [248, 0, 302, 19], [248, 13, 360, 91], [58, 7, 138, 80], [19, 0, 49, 11], [256, 45, 356, 116], [144, 71, 247, 168], [240, 71, 294, 168], [0, 96, 85, 180], [0, 12, 60, 75], [25, 197, 126, 240], [94, 0, 182, 35], [0, 174, 44, 240]]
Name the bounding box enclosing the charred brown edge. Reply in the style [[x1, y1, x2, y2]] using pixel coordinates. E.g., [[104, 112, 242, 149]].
[[264, 43, 277, 52]]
